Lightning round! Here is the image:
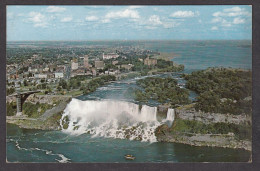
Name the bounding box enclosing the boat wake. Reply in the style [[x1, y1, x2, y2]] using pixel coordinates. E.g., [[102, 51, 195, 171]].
[[11, 139, 70, 163]]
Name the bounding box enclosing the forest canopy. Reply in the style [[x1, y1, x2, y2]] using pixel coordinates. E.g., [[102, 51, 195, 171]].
[[127, 77, 190, 107], [183, 68, 252, 115]]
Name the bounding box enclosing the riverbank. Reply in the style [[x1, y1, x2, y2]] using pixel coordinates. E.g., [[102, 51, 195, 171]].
[[156, 127, 251, 151], [155, 104, 252, 151], [6, 95, 71, 130]]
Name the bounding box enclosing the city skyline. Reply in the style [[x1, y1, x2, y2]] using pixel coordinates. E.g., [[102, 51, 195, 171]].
[[7, 5, 252, 41]]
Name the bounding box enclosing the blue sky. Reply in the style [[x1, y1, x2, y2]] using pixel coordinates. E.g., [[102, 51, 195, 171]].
[[7, 5, 252, 41]]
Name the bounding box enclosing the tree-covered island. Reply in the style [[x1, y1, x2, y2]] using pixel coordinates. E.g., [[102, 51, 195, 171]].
[[126, 77, 190, 107], [154, 67, 252, 151], [183, 67, 252, 115]]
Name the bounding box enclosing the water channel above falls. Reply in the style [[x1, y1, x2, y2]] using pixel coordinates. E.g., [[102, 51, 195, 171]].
[[77, 71, 197, 106]]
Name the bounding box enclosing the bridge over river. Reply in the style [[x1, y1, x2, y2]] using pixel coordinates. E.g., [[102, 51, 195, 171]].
[[8, 85, 41, 116]]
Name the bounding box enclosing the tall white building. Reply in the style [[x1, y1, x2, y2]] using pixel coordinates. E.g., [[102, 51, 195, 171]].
[[71, 60, 79, 70]]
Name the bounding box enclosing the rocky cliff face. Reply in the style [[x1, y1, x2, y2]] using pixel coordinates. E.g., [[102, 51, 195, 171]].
[[155, 107, 252, 151], [26, 95, 72, 105], [155, 124, 251, 151], [7, 94, 72, 105], [175, 108, 251, 125]]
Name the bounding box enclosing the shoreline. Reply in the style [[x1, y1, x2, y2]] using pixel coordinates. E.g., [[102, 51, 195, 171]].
[[6, 106, 252, 152], [6, 120, 252, 152], [155, 125, 251, 152]]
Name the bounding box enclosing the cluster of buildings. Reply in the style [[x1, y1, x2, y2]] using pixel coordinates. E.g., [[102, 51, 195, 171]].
[[6, 53, 119, 81], [6, 49, 159, 89], [144, 57, 157, 66], [102, 53, 119, 60]]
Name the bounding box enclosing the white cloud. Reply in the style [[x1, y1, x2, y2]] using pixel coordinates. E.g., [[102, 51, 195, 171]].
[[211, 17, 222, 23], [46, 6, 66, 13], [211, 26, 218, 30], [61, 17, 73, 22], [101, 18, 111, 23], [148, 15, 162, 25], [28, 12, 48, 28], [221, 19, 232, 27], [141, 15, 178, 29], [211, 7, 250, 29], [223, 6, 242, 12], [28, 12, 45, 23], [162, 22, 178, 29], [233, 17, 245, 24], [211, 17, 232, 27], [212, 7, 251, 17], [105, 9, 140, 19], [170, 11, 199, 18], [85, 16, 99, 21]]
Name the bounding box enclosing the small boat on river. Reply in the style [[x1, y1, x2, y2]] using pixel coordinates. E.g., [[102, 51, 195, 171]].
[[124, 154, 136, 160]]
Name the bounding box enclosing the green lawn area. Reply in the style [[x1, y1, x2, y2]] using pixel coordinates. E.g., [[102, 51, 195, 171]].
[[66, 90, 83, 97]]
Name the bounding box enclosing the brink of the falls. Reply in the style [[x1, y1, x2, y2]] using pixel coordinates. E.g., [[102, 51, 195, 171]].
[[60, 98, 175, 142]]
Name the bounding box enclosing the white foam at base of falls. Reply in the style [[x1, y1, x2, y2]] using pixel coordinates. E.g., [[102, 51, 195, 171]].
[[60, 99, 160, 142]]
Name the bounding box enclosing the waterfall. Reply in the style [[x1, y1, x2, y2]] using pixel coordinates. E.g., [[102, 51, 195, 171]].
[[140, 105, 157, 122], [60, 98, 160, 142], [162, 108, 175, 127], [166, 108, 175, 122]]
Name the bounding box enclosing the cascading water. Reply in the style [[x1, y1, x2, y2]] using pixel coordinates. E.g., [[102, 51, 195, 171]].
[[166, 109, 175, 122], [60, 99, 176, 142], [162, 108, 175, 127], [60, 98, 161, 142]]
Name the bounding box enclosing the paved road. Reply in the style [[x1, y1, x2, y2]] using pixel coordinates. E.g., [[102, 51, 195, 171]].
[[39, 101, 68, 121]]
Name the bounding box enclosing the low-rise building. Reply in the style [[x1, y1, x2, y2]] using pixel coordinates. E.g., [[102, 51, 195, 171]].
[[91, 68, 97, 76], [43, 67, 49, 72], [84, 55, 89, 69], [121, 64, 133, 71], [103, 53, 119, 60], [144, 57, 157, 66], [112, 61, 119, 65], [34, 74, 48, 79], [71, 59, 79, 70], [95, 61, 104, 69], [55, 72, 64, 78], [138, 58, 144, 62], [29, 67, 38, 73]]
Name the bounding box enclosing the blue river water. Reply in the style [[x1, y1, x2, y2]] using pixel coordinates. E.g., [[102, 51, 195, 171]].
[[6, 40, 252, 163]]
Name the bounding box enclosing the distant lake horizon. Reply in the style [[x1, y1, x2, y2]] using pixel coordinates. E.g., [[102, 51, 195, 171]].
[[7, 40, 252, 71]]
